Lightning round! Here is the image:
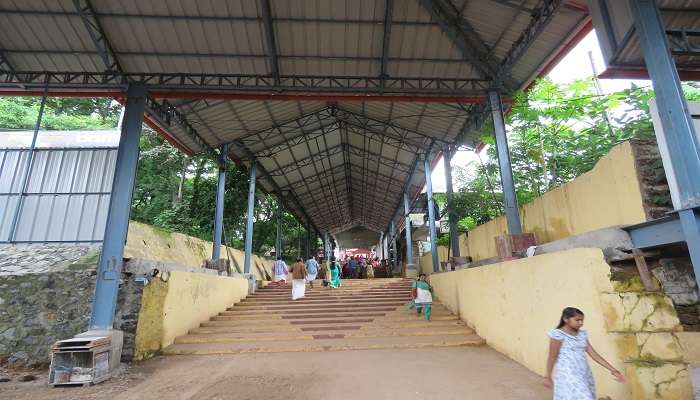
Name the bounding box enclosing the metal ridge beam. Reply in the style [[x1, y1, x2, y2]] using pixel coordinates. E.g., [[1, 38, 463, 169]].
[[0, 70, 490, 98], [380, 0, 394, 87], [259, 0, 280, 85], [495, 0, 567, 87], [72, 0, 122, 72], [418, 0, 501, 83]]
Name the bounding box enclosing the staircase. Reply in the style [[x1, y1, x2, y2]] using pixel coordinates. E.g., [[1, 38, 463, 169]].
[[163, 278, 484, 355]]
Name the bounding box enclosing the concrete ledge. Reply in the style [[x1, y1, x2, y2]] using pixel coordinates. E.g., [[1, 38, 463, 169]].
[[134, 271, 249, 360]]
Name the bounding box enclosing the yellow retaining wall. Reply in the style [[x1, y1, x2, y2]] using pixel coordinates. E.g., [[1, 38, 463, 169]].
[[428, 248, 693, 400], [124, 221, 273, 281], [134, 271, 249, 360], [459, 141, 648, 262]]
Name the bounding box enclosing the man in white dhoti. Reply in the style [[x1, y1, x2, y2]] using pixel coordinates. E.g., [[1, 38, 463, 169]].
[[289, 258, 307, 300], [305, 255, 319, 288], [272, 257, 288, 286]]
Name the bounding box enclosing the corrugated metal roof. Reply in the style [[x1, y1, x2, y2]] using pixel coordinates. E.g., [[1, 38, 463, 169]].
[[0, 0, 596, 236]]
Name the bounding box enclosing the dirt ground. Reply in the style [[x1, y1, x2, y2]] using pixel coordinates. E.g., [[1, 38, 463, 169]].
[[0, 347, 550, 400]]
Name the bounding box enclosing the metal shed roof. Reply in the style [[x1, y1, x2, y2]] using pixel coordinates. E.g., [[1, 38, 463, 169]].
[[0, 0, 591, 237]]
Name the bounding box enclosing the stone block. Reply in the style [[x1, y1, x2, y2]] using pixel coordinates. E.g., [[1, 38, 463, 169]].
[[626, 363, 692, 400], [494, 233, 536, 260], [600, 292, 682, 332], [614, 333, 684, 362], [653, 258, 699, 306]]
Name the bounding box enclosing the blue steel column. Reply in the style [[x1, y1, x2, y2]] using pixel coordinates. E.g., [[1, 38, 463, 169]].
[[403, 192, 414, 269], [275, 202, 282, 258], [390, 221, 397, 273], [8, 84, 48, 242], [630, 0, 700, 288], [489, 90, 523, 235], [89, 84, 146, 330], [424, 156, 439, 272], [211, 144, 228, 260], [443, 145, 460, 257], [243, 160, 257, 274], [324, 232, 330, 261]]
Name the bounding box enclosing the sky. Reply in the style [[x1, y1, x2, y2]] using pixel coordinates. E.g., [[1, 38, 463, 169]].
[[428, 30, 650, 193]]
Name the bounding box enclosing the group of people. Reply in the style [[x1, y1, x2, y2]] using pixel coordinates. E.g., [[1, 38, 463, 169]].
[[341, 255, 380, 279], [270, 254, 344, 300]]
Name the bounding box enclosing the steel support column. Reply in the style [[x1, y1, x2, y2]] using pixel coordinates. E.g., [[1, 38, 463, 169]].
[[443, 146, 460, 257], [424, 156, 439, 272], [275, 202, 282, 258], [379, 232, 385, 259], [89, 84, 146, 330], [630, 0, 700, 288], [390, 221, 397, 274], [324, 232, 330, 261], [211, 144, 228, 260], [243, 160, 257, 274], [8, 84, 48, 242], [403, 192, 414, 269], [489, 90, 522, 235]]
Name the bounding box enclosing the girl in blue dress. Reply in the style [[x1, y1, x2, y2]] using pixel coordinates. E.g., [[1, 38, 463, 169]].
[[544, 307, 625, 400]]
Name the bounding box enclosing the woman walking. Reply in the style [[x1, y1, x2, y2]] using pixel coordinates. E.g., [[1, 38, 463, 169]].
[[545, 307, 625, 400], [327, 256, 342, 289]]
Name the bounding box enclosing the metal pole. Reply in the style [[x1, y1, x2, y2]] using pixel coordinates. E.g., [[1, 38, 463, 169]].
[[390, 220, 397, 274], [443, 145, 460, 257], [243, 160, 257, 274], [424, 155, 439, 272], [89, 84, 146, 330], [211, 144, 228, 260], [275, 202, 282, 258], [379, 232, 385, 259], [403, 191, 414, 269], [324, 232, 330, 261], [8, 84, 48, 242], [630, 0, 700, 290], [306, 226, 311, 257], [489, 90, 522, 235]]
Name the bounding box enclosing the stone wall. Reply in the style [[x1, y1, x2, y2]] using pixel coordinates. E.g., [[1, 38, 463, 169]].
[[0, 245, 145, 365]]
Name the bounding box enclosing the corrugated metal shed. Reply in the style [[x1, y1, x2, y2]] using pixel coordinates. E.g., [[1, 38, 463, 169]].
[[0, 147, 118, 243], [0, 0, 596, 238]]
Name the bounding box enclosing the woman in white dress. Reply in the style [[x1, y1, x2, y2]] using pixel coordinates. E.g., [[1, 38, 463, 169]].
[[544, 307, 625, 400]]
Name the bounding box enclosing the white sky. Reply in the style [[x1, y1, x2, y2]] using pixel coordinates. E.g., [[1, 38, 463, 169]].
[[429, 30, 650, 192]]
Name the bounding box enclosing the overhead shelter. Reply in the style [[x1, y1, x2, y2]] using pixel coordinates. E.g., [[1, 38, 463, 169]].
[[0, 0, 606, 328], [0, 0, 592, 238]]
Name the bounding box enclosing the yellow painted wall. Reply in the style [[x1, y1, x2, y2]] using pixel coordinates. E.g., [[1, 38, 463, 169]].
[[124, 221, 273, 281], [134, 271, 249, 359], [456, 141, 648, 262], [428, 248, 692, 400]]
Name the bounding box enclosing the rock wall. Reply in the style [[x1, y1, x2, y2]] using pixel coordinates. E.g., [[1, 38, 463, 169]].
[[0, 245, 145, 365]]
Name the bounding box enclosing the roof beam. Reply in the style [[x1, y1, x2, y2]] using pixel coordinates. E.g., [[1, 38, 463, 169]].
[[233, 140, 321, 234], [259, 0, 280, 85], [335, 106, 450, 146], [380, 0, 394, 87], [70, 0, 216, 158], [0, 71, 489, 99], [0, 50, 15, 71], [72, 0, 121, 72], [418, 0, 499, 81], [495, 0, 567, 87], [235, 106, 333, 143]]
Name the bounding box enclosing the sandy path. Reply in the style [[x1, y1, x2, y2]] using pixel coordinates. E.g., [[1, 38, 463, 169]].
[[1, 347, 550, 400]]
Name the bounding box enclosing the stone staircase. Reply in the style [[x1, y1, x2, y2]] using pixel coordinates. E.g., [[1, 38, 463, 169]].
[[163, 278, 484, 355]]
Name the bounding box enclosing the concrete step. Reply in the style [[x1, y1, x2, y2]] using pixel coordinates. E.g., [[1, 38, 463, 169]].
[[175, 326, 476, 344], [163, 334, 485, 355], [230, 302, 408, 310], [189, 320, 468, 335], [200, 316, 461, 329], [209, 313, 458, 323], [236, 298, 410, 306], [216, 310, 455, 320]]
